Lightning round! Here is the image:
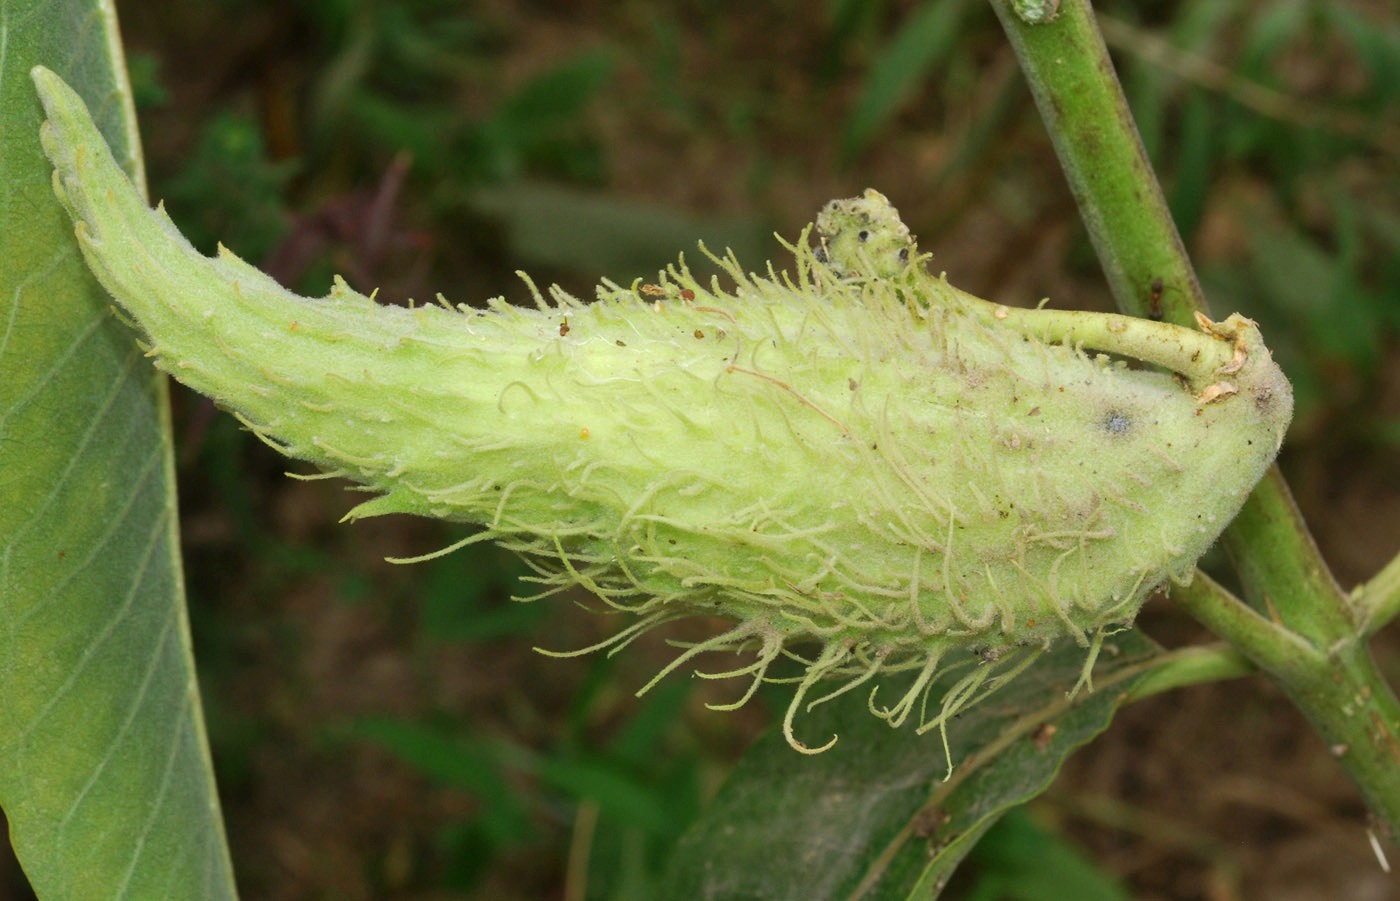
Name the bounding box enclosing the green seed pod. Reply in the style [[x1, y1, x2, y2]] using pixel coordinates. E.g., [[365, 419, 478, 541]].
[[34, 67, 1291, 753]]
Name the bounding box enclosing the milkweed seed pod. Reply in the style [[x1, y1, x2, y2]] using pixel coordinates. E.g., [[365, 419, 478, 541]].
[[34, 68, 1291, 752]]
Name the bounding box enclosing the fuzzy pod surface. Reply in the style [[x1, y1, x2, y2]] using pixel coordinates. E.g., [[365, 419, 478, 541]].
[[34, 68, 1291, 751]]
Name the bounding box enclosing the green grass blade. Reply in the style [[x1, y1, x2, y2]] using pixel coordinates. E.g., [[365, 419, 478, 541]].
[[840, 0, 976, 162], [0, 1, 236, 895]]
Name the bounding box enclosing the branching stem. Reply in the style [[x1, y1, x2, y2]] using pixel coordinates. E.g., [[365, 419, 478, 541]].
[[1358, 550, 1400, 638], [1121, 642, 1253, 703], [992, 0, 1400, 835]]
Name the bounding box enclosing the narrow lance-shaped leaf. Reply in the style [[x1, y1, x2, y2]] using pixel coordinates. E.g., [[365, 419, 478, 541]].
[[1, 6, 235, 897]]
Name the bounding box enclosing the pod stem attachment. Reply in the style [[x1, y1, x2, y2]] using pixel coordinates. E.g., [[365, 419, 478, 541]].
[[987, 303, 1235, 388]]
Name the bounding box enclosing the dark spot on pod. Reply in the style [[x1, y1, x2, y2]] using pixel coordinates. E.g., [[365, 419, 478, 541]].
[[1103, 411, 1131, 435], [814, 245, 828, 264], [1255, 386, 1280, 417], [1148, 277, 1165, 321], [857, 230, 870, 242], [898, 247, 909, 264]]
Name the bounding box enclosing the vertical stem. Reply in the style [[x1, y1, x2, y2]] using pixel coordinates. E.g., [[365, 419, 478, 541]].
[[1280, 646, 1400, 837], [1219, 468, 1352, 637], [988, 0, 1204, 326], [1358, 550, 1400, 638], [990, 0, 1400, 838], [988, 0, 1345, 628]]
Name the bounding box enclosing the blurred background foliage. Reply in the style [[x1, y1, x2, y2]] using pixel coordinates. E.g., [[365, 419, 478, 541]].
[[6, 0, 1396, 898]]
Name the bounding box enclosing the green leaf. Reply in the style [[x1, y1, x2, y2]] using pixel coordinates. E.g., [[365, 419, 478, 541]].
[[0, 3, 235, 896], [1246, 220, 1383, 369], [351, 718, 534, 847], [840, 0, 976, 162], [963, 808, 1129, 901], [460, 49, 615, 182], [1166, 91, 1216, 242], [466, 181, 771, 282], [662, 632, 1160, 899]]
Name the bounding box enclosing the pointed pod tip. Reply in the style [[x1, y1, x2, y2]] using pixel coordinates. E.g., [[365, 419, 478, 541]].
[[30, 65, 74, 116]]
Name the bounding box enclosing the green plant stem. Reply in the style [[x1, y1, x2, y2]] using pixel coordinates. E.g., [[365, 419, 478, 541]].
[[1122, 641, 1254, 703], [992, 304, 1232, 379], [992, 0, 1400, 837], [1358, 549, 1400, 638], [988, 0, 1203, 326], [1283, 646, 1400, 832], [1169, 571, 1321, 676], [1155, 572, 1400, 832], [1219, 469, 1352, 636]]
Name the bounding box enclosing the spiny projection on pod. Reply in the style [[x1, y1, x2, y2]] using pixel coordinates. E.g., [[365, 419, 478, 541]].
[[34, 67, 1292, 753]]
